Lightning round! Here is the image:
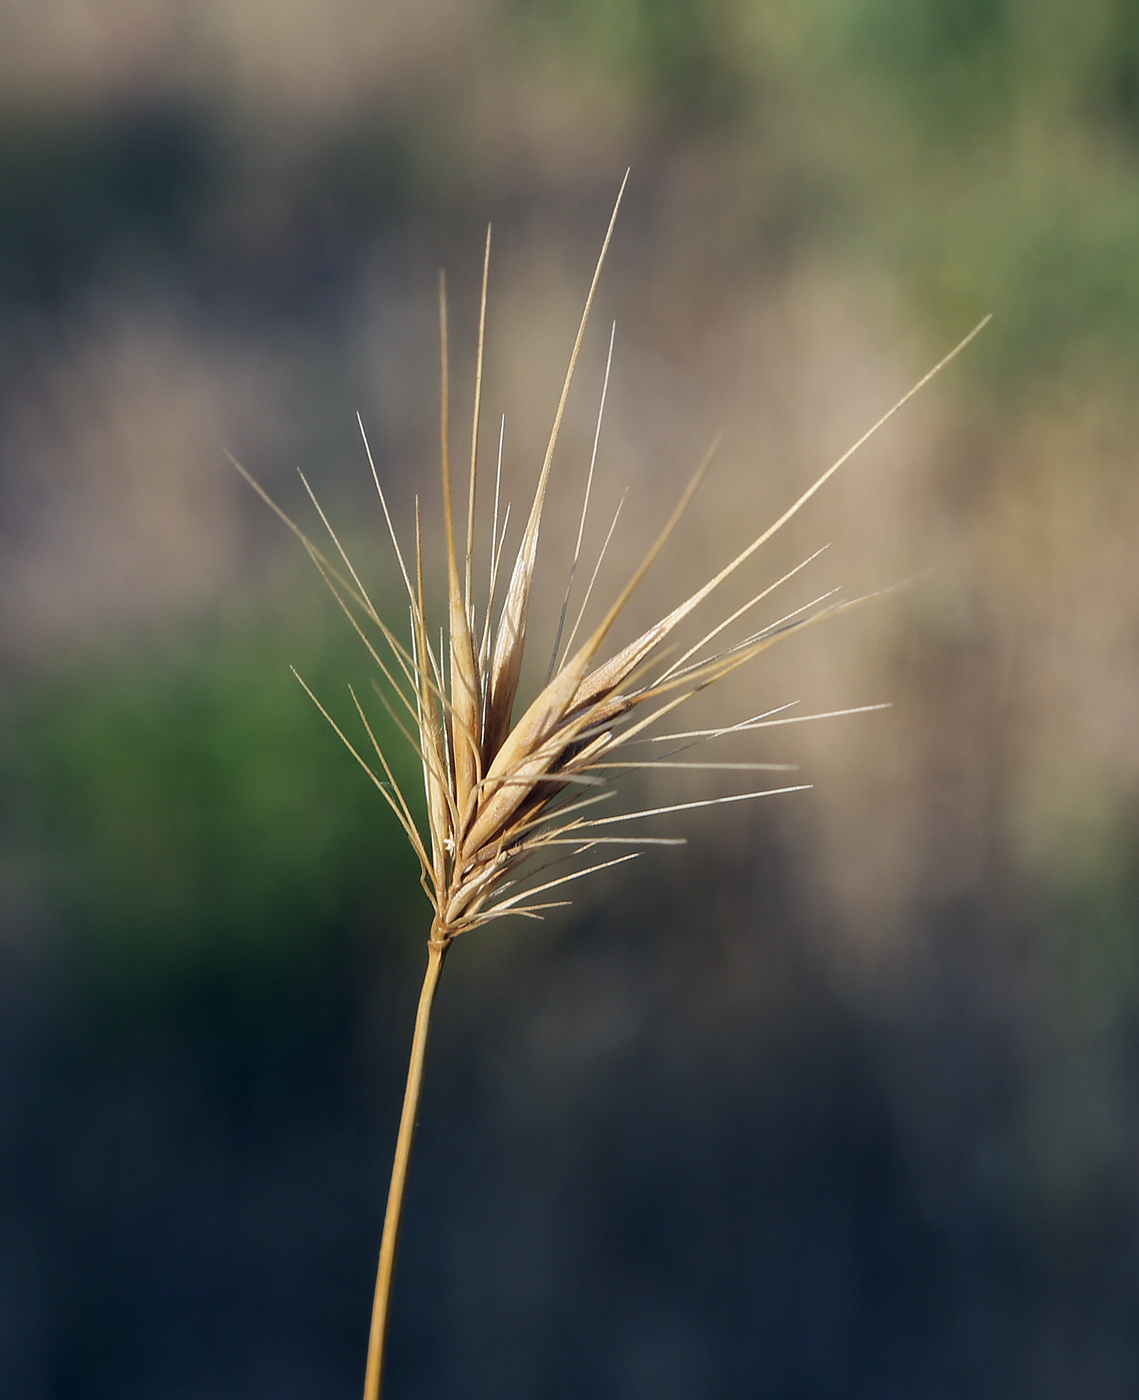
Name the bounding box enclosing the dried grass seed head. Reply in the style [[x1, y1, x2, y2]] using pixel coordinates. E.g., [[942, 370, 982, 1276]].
[[234, 179, 989, 950]]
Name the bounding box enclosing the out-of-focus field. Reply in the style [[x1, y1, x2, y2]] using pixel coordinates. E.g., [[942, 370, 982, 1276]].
[[2, 3, 1139, 1397]]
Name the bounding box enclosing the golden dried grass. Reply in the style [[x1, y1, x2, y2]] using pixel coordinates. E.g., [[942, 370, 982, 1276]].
[[234, 175, 986, 1398]]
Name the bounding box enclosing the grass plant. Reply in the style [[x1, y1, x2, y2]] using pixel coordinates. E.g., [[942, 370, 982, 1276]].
[[235, 175, 986, 1399]]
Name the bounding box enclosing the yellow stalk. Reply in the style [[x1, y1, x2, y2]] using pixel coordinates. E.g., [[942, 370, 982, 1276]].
[[362, 940, 447, 1400]]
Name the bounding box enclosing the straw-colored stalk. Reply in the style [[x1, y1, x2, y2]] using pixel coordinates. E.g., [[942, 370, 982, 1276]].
[[234, 175, 987, 1399]]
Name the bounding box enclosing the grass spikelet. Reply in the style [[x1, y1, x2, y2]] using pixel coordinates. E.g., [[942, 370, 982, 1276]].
[[234, 181, 987, 1399]]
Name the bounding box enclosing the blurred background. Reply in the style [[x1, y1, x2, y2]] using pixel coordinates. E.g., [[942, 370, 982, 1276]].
[[2, 1, 1139, 1396]]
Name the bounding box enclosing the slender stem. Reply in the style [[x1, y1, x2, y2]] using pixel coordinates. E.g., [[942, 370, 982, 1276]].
[[363, 938, 447, 1400]]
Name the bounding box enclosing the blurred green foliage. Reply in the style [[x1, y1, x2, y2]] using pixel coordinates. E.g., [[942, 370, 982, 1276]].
[[504, 0, 1139, 392], [506, 0, 761, 123], [2, 0, 1137, 394], [0, 597, 423, 986]]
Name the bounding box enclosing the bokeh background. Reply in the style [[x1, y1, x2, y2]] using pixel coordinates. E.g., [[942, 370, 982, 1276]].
[[3, 2, 1139, 1396]]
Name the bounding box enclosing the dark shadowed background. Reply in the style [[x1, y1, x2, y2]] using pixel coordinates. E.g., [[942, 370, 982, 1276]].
[[3, 2, 1139, 1397]]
